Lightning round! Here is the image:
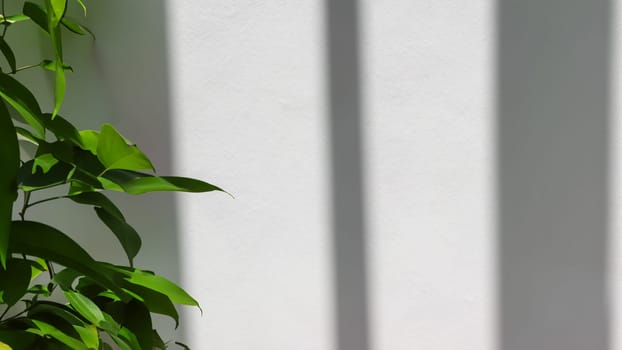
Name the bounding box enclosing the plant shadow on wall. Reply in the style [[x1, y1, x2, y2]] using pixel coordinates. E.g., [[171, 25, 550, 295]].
[[0, 1, 226, 349]]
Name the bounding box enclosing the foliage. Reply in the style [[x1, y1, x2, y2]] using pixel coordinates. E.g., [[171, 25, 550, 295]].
[[0, 1, 224, 348]]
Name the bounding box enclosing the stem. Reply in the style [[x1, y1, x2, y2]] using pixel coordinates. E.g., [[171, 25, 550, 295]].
[[13, 63, 41, 73], [18, 191, 31, 221], [1, 0, 7, 38], [25, 195, 67, 209]]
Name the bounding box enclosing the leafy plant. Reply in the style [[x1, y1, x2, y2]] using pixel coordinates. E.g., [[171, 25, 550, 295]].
[[0, 1, 224, 348]]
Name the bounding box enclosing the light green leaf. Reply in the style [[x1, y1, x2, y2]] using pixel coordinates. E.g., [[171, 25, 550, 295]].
[[0, 101, 19, 268], [33, 153, 59, 174], [97, 124, 154, 172], [74, 0, 86, 16], [0, 73, 45, 137], [78, 130, 99, 154], [0, 258, 32, 305], [64, 290, 106, 326], [0, 341, 11, 350], [102, 170, 225, 195], [0, 38, 16, 73], [28, 319, 87, 350], [74, 325, 98, 349], [2, 14, 30, 24], [121, 268, 199, 308], [46, 0, 67, 27], [94, 207, 141, 266], [23, 2, 48, 33], [52, 52, 65, 118]]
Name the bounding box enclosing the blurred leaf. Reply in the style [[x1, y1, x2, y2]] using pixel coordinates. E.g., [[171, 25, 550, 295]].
[[0, 100, 18, 268], [0, 38, 16, 73], [33, 153, 59, 174], [64, 290, 106, 326], [2, 14, 30, 24], [0, 73, 45, 137], [0, 331, 39, 349], [54, 267, 82, 291], [74, 0, 86, 16], [0, 101, 19, 267], [28, 319, 87, 350], [69, 192, 124, 220], [97, 124, 154, 173], [42, 113, 82, 146], [0, 258, 32, 305], [23, 2, 48, 33], [0, 341, 10, 350], [175, 341, 191, 350], [40, 59, 73, 72], [152, 330, 166, 350], [61, 17, 94, 39], [103, 170, 224, 195], [94, 207, 141, 266], [123, 300, 153, 349]]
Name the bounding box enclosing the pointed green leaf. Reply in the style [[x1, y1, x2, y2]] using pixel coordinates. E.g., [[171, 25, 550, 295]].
[[15, 126, 41, 145], [42, 113, 82, 146], [28, 301, 87, 327], [119, 268, 199, 308], [28, 320, 87, 350], [97, 124, 154, 172], [3, 14, 30, 24], [0, 38, 16, 73], [74, 0, 86, 16], [74, 325, 98, 349], [61, 17, 94, 39], [64, 290, 106, 326], [52, 54, 65, 118], [78, 130, 99, 154], [69, 192, 124, 220], [0, 100, 18, 268], [94, 207, 141, 266], [23, 2, 49, 33], [0, 258, 32, 305], [103, 170, 225, 195], [0, 73, 44, 137]]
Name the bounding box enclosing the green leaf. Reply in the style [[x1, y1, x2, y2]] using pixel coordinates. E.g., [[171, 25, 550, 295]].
[[17, 160, 72, 191], [78, 130, 99, 154], [0, 100, 19, 268], [42, 113, 82, 145], [2, 14, 30, 24], [15, 126, 41, 145], [9, 221, 124, 298], [0, 331, 39, 349], [33, 153, 60, 174], [69, 192, 124, 220], [40, 59, 73, 72], [97, 124, 154, 173], [119, 268, 199, 309], [0, 258, 32, 305], [104, 299, 153, 350], [28, 319, 87, 350], [175, 341, 191, 350], [52, 52, 65, 118], [28, 301, 87, 327], [64, 290, 106, 326], [152, 330, 166, 350], [0, 73, 45, 137], [0, 38, 16, 73], [73, 325, 98, 349], [103, 170, 225, 195], [0, 341, 10, 350], [23, 2, 49, 33], [61, 17, 94, 39], [94, 207, 141, 266]]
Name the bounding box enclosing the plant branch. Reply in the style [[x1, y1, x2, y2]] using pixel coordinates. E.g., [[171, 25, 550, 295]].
[[25, 195, 67, 209], [18, 191, 31, 221]]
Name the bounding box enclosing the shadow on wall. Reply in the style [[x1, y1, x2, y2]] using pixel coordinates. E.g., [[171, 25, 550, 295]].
[[324, 0, 371, 350], [497, 0, 612, 349]]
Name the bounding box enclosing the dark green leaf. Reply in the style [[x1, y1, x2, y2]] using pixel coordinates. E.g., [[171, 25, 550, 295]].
[[105, 300, 152, 350], [97, 124, 154, 172], [69, 192, 124, 220], [15, 126, 41, 145], [17, 160, 72, 191], [42, 113, 82, 146], [9, 221, 125, 298], [28, 301, 87, 327], [0, 38, 16, 73], [152, 330, 166, 350], [175, 341, 191, 350], [94, 207, 141, 266], [0, 331, 39, 349], [0, 100, 18, 268], [23, 2, 49, 33], [0, 258, 32, 305], [0, 73, 44, 137], [103, 170, 225, 195]]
